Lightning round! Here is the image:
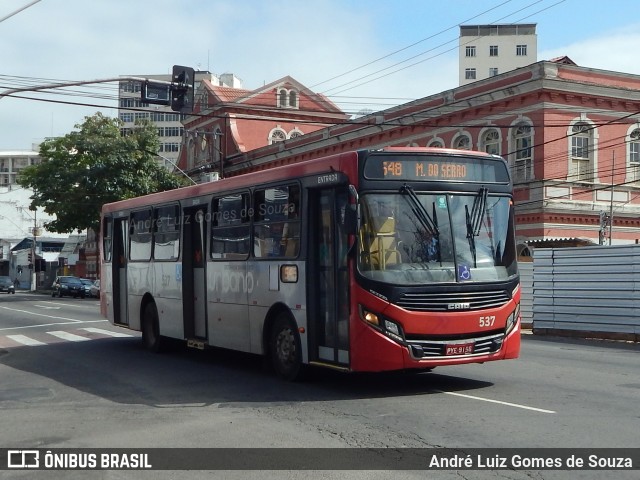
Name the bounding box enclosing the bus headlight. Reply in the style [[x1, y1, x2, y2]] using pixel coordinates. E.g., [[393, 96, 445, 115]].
[[359, 305, 379, 326], [506, 303, 520, 334], [383, 319, 405, 343]]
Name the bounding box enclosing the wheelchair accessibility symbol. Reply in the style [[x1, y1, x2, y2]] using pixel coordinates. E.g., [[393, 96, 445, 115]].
[[457, 264, 471, 281]]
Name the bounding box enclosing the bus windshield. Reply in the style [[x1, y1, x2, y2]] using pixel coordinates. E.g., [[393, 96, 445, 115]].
[[358, 190, 517, 285]]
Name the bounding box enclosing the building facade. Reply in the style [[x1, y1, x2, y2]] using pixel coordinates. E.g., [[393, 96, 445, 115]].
[[459, 24, 537, 86], [187, 60, 640, 250], [0, 149, 40, 186], [177, 75, 349, 182]]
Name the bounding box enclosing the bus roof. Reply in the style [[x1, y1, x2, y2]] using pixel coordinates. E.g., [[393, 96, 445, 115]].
[[101, 147, 504, 214], [102, 150, 359, 214]]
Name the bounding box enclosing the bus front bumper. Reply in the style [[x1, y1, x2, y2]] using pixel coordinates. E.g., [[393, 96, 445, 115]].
[[349, 315, 521, 372]]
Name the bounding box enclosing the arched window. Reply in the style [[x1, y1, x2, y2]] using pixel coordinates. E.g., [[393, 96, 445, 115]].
[[196, 132, 209, 165], [278, 89, 288, 108], [289, 91, 298, 108], [187, 137, 196, 170], [276, 88, 299, 108], [288, 128, 303, 139], [627, 127, 640, 182], [427, 138, 444, 148], [481, 128, 501, 155], [569, 121, 594, 181], [511, 122, 533, 183], [268, 128, 287, 145], [213, 128, 223, 165], [452, 132, 471, 150]]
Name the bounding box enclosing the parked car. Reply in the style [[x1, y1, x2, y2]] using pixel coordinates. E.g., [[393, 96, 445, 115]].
[[0, 276, 16, 294], [51, 276, 85, 298], [89, 280, 100, 299], [79, 278, 94, 297]]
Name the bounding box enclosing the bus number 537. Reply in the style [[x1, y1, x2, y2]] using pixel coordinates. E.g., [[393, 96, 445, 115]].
[[479, 316, 496, 328]]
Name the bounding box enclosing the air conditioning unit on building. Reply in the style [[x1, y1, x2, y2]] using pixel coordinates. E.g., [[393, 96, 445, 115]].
[[200, 172, 219, 183]]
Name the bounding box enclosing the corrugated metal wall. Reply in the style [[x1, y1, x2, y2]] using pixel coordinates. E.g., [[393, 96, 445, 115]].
[[532, 245, 640, 337], [518, 261, 533, 327]]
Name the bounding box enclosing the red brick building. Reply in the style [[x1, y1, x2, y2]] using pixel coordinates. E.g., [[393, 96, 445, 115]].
[[178, 76, 349, 179], [177, 60, 640, 252]]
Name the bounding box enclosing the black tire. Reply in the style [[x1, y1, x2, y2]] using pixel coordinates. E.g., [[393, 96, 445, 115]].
[[270, 313, 305, 381], [142, 302, 165, 353]]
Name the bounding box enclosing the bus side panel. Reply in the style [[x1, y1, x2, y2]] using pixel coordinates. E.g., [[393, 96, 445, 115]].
[[153, 261, 184, 340], [126, 262, 151, 331], [103, 263, 114, 323], [247, 261, 308, 361], [208, 261, 250, 352]]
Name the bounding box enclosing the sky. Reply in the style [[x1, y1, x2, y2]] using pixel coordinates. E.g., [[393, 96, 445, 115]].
[[1, 0, 640, 150]]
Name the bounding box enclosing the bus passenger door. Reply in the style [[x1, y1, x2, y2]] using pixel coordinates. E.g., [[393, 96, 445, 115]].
[[309, 188, 350, 367], [112, 218, 129, 326], [182, 206, 208, 341]]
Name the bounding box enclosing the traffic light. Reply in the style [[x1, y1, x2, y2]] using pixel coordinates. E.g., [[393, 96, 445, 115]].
[[28, 251, 32, 262], [170, 65, 195, 113]]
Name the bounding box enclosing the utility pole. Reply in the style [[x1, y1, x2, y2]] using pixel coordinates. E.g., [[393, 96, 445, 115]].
[[609, 152, 615, 245], [31, 207, 37, 291]]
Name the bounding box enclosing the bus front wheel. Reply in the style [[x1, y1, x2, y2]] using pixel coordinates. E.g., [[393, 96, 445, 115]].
[[270, 313, 305, 381], [142, 302, 164, 353]]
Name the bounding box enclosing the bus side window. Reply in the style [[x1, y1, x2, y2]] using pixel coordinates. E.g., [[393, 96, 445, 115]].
[[253, 185, 300, 259], [153, 204, 180, 261], [129, 209, 152, 261], [212, 192, 250, 260], [103, 216, 113, 263]]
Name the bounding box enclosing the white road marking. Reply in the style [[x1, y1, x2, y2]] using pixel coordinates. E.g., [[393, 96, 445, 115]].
[[81, 327, 133, 338], [47, 331, 91, 342], [33, 304, 61, 310], [47, 301, 98, 308], [6, 335, 47, 346], [0, 319, 106, 332], [0, 305, 84, 323], [439, 391, 556, 414]]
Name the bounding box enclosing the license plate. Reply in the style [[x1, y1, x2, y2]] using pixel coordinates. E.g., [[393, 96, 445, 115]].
[[445, 342, 474, 356]]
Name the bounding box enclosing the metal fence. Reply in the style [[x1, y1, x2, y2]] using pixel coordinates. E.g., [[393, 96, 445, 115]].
[[532, 245, 640, 340], [518, 261, 533, 327]]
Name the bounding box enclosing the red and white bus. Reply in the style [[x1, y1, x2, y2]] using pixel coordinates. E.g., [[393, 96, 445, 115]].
[[100, 147, 520, 380]]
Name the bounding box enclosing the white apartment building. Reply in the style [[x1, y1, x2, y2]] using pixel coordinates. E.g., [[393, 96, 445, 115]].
[[0, 150, 40, 187], [118, 71, 242, 171], [459, 24, 537, 86]]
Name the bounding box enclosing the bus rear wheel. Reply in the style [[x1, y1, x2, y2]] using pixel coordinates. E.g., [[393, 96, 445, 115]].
[[142, 302, 164, 353], [270, 314, 305, 381]]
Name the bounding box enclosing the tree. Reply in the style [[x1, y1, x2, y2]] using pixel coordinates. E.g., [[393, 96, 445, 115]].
[[18, 113, 186, 234]]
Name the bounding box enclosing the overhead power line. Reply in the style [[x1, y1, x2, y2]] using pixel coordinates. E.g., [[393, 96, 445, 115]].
[[0, 0, 41, 24]]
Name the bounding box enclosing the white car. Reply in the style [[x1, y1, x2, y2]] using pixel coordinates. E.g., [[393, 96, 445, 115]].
[[89, 280, 100, 298]]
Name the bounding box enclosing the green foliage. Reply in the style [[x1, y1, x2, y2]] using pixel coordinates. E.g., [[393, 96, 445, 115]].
[[18, 113, 186, 234]]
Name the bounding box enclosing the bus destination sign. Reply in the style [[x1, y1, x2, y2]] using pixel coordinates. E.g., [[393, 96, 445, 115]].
[[364, 155, 510, 183]]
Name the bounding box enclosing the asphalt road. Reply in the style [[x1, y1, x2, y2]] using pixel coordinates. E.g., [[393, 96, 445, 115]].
[[0, 292, 638, 479]]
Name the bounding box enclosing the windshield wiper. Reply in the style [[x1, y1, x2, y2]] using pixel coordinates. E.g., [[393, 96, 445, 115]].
[[465, 187, 488, 267], [400, 184, 439, 238]]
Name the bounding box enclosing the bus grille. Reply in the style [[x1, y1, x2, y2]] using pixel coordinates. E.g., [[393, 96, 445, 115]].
[[397, 290, 510, 312]]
